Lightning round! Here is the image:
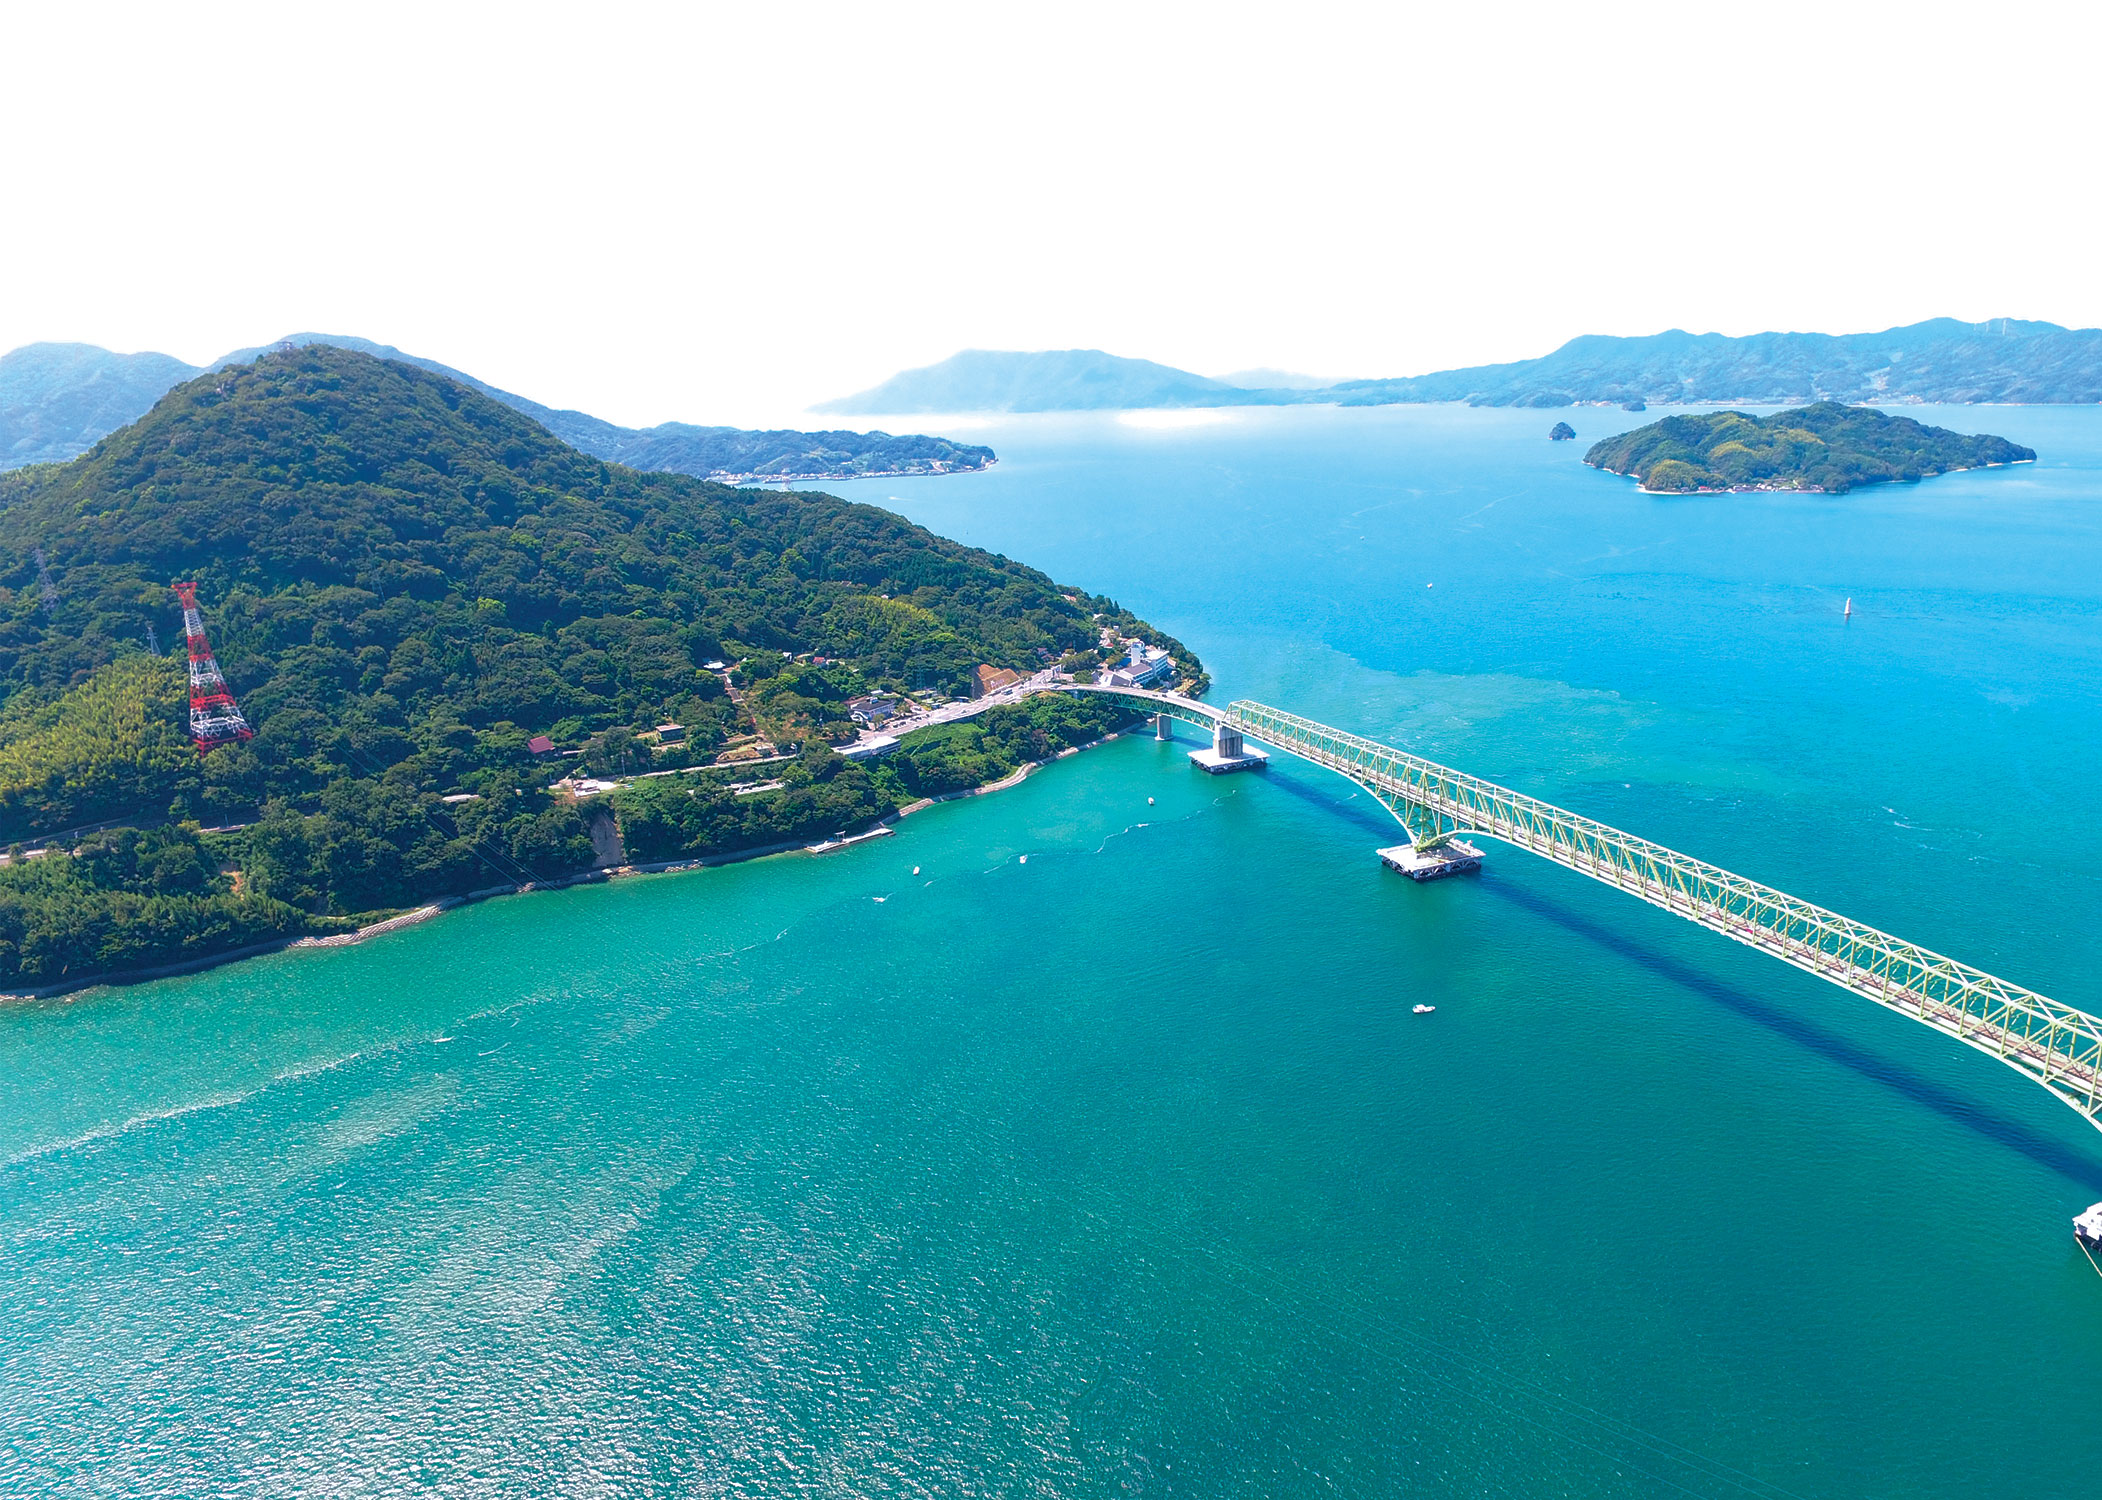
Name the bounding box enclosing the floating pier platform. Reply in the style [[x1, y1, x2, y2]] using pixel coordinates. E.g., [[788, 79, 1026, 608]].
[[1378, 839, 1484, 881], [1189, 745, 1270, 773], [1189, 723, 1269, 774]]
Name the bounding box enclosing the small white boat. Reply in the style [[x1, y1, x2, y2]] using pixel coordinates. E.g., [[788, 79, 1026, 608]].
[[912, 866, 920, 876], [1147, 797, 1155, 805], [1413, 1004, 1435, 1014], [2075, 1202, 2102, 1247], [1018, 854, 1028, 864], [1843, 597, 1854, 618]]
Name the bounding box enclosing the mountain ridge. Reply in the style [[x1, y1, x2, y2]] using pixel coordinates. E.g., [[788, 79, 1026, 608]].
[[0, 344, 203, 470], [0, 335, 994, 481], [821, 319, 2102, 413], [815, 348, 1301, 414], [1327, 318, 2102, 408]]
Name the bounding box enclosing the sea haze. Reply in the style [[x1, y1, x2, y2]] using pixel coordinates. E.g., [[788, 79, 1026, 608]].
[[4, 404, 2100, 1497]]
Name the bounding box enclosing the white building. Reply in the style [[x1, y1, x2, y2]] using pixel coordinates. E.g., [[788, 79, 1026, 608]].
[[1105, 641, 1174, 689]]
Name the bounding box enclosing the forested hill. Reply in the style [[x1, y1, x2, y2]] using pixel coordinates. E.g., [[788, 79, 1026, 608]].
[[1582, 403, 2035, 493], [0, 335, 994, 480], [217, 335, 996, 483], [0, 347, 1194, 987]]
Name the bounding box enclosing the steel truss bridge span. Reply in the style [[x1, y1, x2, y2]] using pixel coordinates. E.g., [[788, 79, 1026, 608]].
[[1063, 684, 2102, 1132]]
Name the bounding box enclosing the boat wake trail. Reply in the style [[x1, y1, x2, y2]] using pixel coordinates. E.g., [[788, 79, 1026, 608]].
[[0, 1020, 483, 1172]]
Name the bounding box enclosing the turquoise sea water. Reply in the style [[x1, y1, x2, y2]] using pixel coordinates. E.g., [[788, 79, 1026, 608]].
[[6, 404, 2102, 1496]]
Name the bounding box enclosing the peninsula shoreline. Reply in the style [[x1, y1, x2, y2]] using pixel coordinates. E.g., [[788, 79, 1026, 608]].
[[0, 728, 1135, 1005]]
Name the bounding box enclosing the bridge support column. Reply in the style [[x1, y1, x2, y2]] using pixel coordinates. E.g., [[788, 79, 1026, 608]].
[[1189, 720, 1270, 774], [1155, 712, 1172, 741]]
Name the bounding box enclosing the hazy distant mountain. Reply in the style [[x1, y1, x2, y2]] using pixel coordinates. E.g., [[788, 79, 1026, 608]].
[[0, 344, 203, 466], [0, 334, 993, 482], [1324, 319, 2102, 408], [1216, 368, 1336, 391], [827, 320, 2102, 414], [214, 336, 996, 482], [815, 349, 1304, 413]]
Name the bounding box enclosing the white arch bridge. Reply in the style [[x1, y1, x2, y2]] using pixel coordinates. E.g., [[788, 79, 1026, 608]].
[[1062, 684, 2102, 1134]]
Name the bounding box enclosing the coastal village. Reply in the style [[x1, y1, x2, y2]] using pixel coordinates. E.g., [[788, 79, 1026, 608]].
[[547, 630, 1181, 802]]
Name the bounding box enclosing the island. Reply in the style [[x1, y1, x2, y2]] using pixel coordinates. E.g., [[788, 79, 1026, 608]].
[[0, 347, 1199, 993], [1582, 402, 2035, 494], [1549, 421, 1575, 441]]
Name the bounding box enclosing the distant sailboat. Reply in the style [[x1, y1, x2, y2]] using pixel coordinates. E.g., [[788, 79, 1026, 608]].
[[1843, 597, 1853, 618]]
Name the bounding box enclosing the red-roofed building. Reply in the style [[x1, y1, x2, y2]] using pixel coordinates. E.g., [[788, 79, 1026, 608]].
[[527, 735, 555, 755], [972, 664, 1024, 698]]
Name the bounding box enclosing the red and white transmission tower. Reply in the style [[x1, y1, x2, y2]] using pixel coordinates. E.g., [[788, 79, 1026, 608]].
[[171, 581, 253, 752]]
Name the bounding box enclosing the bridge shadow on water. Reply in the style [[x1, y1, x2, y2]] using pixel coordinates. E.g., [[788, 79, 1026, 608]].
[[1486, 876, 2102, 1194], [1252, 761, 1407, 837], [1249, 757, 2102, 1191]]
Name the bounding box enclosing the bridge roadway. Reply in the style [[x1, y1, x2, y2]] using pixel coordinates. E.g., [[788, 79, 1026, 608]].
[[1059, 683, 2102, 1134]]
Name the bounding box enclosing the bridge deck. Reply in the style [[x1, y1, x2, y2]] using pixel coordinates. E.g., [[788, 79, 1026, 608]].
[[1060, 683, 2102, 1131]]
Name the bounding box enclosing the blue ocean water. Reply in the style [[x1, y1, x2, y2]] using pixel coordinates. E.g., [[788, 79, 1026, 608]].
[[4, 404, 2101, 1496]]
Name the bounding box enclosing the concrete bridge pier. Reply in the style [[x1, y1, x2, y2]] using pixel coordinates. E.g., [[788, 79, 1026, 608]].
[[1189, 719, 1270, 774], [1155, 712, 1172, 741], [1377, 839, 1485, 882]]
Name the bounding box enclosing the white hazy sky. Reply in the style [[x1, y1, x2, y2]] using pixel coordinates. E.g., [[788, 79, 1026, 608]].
[[3, 1, 2096, 427]]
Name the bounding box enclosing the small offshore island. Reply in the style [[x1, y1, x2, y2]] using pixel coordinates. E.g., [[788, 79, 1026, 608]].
[[1584, 402, 2035, 493]]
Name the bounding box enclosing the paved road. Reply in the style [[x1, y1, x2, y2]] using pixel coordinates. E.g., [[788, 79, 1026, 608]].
[[860, 669, 1064, 743]]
